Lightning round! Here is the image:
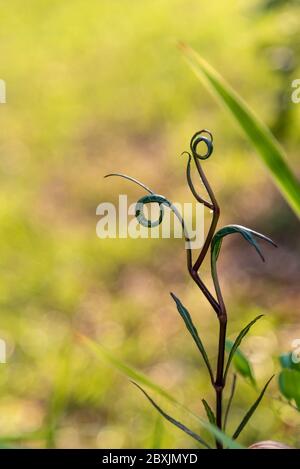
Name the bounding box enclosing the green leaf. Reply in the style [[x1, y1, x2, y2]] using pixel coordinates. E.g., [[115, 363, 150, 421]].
[[135, 194, 171, 228], [224, 315, 263, 384], [279, 353, 300, 373], [211, 225, 276, 265], [232, 376, 274, 439], [202, 399, 216, 426], [132, 382, 211, 449], [170, 293, 213, 382], [104, 173, 154, 195], [80, 334, 244, 449], [225, 340, 256, 387], [280, 353, 292, 369], [279, 369, 300, 410], [180, 44, 300, 218]]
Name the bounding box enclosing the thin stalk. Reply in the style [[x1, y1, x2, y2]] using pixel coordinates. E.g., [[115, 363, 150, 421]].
[[183, 132, 228, 448], [211, 237, 227, 448], [192, 156, 220, 273], [184, 148, 221, 317], [214, 317, 227, 448]]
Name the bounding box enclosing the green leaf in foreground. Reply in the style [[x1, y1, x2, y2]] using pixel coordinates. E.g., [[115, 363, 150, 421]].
[[80, 334, 243, 449], [279, 369, 300, 410], [170, 293, 213, 382], [132, 382, 211, 449], [279, 352, 300, 373], [180, 43, 300, 218], [78, 334, 176, 403], [232, 376, 274, 439], [224, 314, 263, 383], [225, 340, 256, 387]]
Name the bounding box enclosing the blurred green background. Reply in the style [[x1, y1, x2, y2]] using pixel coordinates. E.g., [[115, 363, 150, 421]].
[[0, 0, 299, 448]]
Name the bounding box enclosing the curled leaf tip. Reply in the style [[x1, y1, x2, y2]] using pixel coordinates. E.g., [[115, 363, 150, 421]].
[[211, 224, 277, 264], [190, 129, 213, 160], [180, 151, 191, 160], [104, 172, 154, 195]]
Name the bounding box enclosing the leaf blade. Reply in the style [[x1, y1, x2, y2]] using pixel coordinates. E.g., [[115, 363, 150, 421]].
[[211, 225, 276, 265], [279, 369, 300, 410], [224, 315, 263, 383], [170, 293, 213, 382], [132, 382, 211, 449], [202, 399, 216, 426], [225, 340, 256, 387], [232, 376, 274, 439], [80, 334, 244, 449]]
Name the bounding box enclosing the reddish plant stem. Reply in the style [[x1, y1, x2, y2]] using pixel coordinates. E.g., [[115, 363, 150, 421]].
[[185, 133, 228, 449], [215, 316, 227, 448]]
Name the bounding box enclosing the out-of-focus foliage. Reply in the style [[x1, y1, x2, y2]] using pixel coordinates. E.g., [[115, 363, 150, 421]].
[[225, 340, 256, 387], [0, 0, 299, 448], [181, 46, 300, 217], [279, 352, 300, 409]]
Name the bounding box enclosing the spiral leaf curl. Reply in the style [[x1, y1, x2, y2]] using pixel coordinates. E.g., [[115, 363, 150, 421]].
[[135, 194, 170, 228], [104, 173, 192, 247], [190, 129, 214, 160]]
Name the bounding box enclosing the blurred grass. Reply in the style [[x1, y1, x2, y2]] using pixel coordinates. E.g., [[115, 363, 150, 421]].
[[181, 44, 300, 217], [0, 0, 299, 448]]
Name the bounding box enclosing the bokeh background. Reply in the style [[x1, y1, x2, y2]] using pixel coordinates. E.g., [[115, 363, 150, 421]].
[[0, 0, 299, 448]]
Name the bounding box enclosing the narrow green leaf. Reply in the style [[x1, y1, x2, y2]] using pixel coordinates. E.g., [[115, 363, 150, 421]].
[[132, 382, 211, 448], [170, 293, 213, 382], [224, 315, 263, 383], [202, 399, 216, 426], [279, 369, 300, 410], [104, 173, 154, 195], [211, 225, 276, 265], [180, 44, 300, 218], [232, 376, 274, 439], [80, 334, 244, 449], [225, 340, 256, 387]]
